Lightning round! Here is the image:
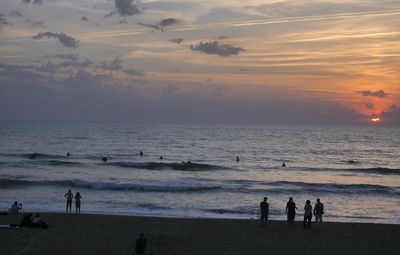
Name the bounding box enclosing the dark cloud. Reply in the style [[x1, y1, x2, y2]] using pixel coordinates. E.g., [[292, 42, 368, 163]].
[[24, 19, 44, 27], [354, 89, 388, 98], [43, 54, 79, 61], [190, 41, 245, 57], [81, 16, 88, 22], [138, 18, 178, 31], [0, 13, 10, 27], [159, 18, 178, 27], [32, 32, 79, 48], [97, 57, 144, 76], [365, 103, 374, 110], [22, 0, 42, 5], [119, 19, 127, 24], [170, 38, 183, 44], [112, 0, 142, 17], [379, 105, 400, 125], [137, 22, 159, 30]]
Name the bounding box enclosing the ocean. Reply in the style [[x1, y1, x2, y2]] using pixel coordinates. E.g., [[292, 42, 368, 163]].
[[0, 121, 399, 223]]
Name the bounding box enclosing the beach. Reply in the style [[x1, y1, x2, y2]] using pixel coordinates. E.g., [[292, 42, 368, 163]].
[[1, 213, 399, 255]]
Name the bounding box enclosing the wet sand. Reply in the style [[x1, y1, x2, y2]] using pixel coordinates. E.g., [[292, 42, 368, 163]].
[[1, 213, 399, 255]]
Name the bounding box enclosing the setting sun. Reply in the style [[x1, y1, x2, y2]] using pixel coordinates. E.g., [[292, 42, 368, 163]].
[[370, 117, 381, 122]]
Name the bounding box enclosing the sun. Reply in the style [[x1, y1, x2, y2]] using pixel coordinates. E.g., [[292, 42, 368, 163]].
[[370, 117, 381, 122]]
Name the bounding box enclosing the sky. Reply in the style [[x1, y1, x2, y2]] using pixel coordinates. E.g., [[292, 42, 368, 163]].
[[0, 0, 399, 125]]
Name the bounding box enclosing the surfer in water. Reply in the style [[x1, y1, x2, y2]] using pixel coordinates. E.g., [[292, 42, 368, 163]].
[[102, 157, 108, 163], [236, 156, 240, 162], [140, 151, 143, 156], [282, 162, 286, 167]]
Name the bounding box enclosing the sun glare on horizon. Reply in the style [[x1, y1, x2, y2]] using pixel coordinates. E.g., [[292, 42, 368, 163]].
[[370, 117, 381, 123]]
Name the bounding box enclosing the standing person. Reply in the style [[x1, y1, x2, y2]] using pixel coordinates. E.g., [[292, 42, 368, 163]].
[[9, 201, 22, 215], [303, 200, 312, 228], [75, 192, 82, 214], [260, 197, 269, 225], [135, 233, 147, 255], [314, 198, 324, 223], [64, 189, 73, 213], [286, 197, 297, 224]]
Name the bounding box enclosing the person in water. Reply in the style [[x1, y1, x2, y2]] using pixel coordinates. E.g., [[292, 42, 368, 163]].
[[67, 152, 71, 157], [140, 151, 143, 156], [303, 200, 312, 228], [64, 189, 73, 213], [260, 197, 269, 225], [75, 192, 82, 214], [314, 198, 324, 223], [102, 157, 108, 162], [286, 197, 297, 224], [282, 162, 286, 167], [135, 233, 147, 255], [160, 156, 163, 160]]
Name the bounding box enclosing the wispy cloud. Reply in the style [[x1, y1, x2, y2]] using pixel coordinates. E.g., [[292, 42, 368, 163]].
[[43, 54, 79, 61], [22, 0, 42, 5], [32, 32, 79, 48], [354, 90, 388, 98], [190, 41, 245, 57]]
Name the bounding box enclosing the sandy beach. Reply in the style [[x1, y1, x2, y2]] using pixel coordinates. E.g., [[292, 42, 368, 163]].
[[0, 212, 399, 255]]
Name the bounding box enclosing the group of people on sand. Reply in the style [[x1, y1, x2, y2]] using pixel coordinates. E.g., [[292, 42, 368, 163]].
[[64, 189, 82, 213], [260, 197, 324, 228]]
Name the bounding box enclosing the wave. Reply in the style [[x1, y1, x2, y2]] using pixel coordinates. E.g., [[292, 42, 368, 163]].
[[110, 161, 225, 171], [0, 178, 221, 193], [292, 166, 400, 175]]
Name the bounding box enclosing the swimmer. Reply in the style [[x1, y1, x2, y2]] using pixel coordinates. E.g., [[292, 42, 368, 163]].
[[160, 156, 163, 160], [236, 156, 240, 162], [102, 157, 108, 163], [140, 151, 143, 156], [67, 152, 71, 157], [282, 162, 286, 167]]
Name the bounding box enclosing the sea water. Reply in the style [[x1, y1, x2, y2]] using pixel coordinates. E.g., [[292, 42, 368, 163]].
[[0, 121, 399, 223]]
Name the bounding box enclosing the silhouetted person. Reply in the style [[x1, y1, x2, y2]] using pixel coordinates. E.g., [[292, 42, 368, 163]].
[[286, 197, 297, 224], [9, 201, 22, 215], [102, 157, 108, 163], [236, 155, 240, 162], [314, 198, 324, 223], [140, 151, 143, 156], [160, 156, 163, 160], [75, 192, 82, 214], [67, 152, 71, 157], [20, 213, 32, 227], [260, 197, 269, 225], [31, 213, 48, 229], [64, 189, 73, 213], [303, 200, 312, 228], [28, 152, 38, 159], [282, 162, 286, 167], [135, 233, 147, 255], [187, 160, 191, 164]]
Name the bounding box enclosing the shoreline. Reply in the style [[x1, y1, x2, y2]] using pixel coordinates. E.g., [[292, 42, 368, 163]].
[[1, 212, 399, 255], [1, 208, 398, 225]]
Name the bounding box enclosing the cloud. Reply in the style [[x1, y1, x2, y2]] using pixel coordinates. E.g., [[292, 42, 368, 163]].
[[97, 57, 144, 76], [138, 18, 178, 31], [0, 13, 10, 27], [24, 19, 45, 27], [379, 105, 400, 125], [81, 16, 88, 22], [22, 0, 42, 5], [170, 38, 183, 44], [365, 103, 374, 110], [43, 54, 79, 61], [190, 41, 245, 57], [112, 0, 142, 17], [354, 89, 388, 98], [159, 18, 178, 27], [32, 32, 79, 48]]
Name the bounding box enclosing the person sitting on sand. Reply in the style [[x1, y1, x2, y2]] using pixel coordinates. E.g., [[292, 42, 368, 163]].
[[20, 213, 32, 227], [286, 197, 297, 224], [31, 213, 48, 229], [75, 192, 82, 214], [260, 197, 269, 225], [64, 189, 74, 213], [314, 198, 324, 223], [303, 200, 312, 228], [135, 233, 147, 255], [9, 201, 22, 215]]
